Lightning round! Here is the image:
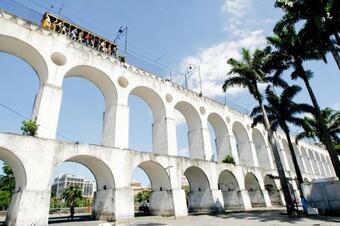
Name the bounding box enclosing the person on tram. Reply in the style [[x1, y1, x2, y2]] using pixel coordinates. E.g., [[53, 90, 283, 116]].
[[85, 33, 91, 46], [78, 31, 84, 43], [61, 24, 68, 35], [55, 20, 63, 33], [41, 14, 51, 29], [70, 28, 78, 40]]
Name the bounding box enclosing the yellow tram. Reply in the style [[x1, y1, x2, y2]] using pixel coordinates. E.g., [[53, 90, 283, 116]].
[[41, 12, 119, 58]]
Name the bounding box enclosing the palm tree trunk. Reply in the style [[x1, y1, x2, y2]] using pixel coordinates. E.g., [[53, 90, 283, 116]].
[[329, 36, 340, 70], [301, 74, 340, 178], [282, 127, 304, 198], [259, 103, 296, 215]]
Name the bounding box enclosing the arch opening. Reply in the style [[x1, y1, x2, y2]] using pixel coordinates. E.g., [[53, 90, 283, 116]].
[[281, 140, 295, 173], [308, 150, 319, 175], [252, 128, 270, 168], [232, 122, 253, 166], [218, 170, 243, 209], [0, 148, 27, 225], [301, 147, 312, 174], [58, 65, 117, 145], [128, 87, 166, 154], [132, 161, 173, 217], [49, 155, 115, 223], [208, 113, 231, 162], [0, 35, 48, 85], [0, 52, 40, 135], [183, 166, 213, 213], [264, 175, 282, 206], [244, 173, 265, 207], [174, 101, 203, 159]]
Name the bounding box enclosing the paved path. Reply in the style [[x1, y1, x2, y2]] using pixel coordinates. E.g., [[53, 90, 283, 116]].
[[46, 209, 340, 226]]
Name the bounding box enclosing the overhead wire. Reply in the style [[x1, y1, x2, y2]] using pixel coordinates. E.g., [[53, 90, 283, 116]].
[[4, 0, 255, 114]]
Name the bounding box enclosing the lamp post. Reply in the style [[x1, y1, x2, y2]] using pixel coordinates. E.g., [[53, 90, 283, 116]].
[[184, 64, 203, 96]]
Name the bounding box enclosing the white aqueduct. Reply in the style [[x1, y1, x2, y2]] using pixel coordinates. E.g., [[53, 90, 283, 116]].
[[0, 10, 336, 226]]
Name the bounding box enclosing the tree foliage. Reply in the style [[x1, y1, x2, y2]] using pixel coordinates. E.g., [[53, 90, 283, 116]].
[[0, 163, 15, 210], [222, 154, 236, 165], [135, 190, 150, 205], [61, 185, 83, 207], [21, 119, 39, 136]]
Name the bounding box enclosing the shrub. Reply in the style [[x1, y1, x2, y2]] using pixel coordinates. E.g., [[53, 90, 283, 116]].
[[21, 119, 39, 136], [222, 154, 236, 165], [118, 55, 126, 63]]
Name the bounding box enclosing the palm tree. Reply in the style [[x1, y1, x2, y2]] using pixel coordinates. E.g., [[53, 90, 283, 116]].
[[251, 85, 314, 198], [274, 0, 340, 69], [62, 185, 83, 207], [296, 107, 340, 145], [223, 48, 297, 216], [267, 25, 340, 178]]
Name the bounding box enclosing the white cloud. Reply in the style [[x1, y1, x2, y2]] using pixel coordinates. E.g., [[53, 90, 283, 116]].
[[179, 30, 266, 99], [331, 103, 340, 111], [178, 147, 190, 157], [222, 0, 251, 17], [177, 0, 268, 100]]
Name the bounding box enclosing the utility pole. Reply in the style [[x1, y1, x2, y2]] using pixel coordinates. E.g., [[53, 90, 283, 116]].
[[184, 64, 203, 96]]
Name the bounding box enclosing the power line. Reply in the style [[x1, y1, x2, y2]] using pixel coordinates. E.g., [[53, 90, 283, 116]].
[[0, 103, 73, 141]]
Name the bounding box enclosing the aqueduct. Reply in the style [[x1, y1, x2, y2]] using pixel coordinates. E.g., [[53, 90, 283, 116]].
[[0, 10, 336, 226]]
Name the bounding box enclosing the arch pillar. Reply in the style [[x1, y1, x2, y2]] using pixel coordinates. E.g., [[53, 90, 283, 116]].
[[239, 189, 252, 210], [228, 134, 240, 164], [188, 127, 210, 160], [152, 116, 177, 156], [6, 188, 50, 226], [249, 141, 259, 167], [216, 133, 231, 162], [265, 145, 275, 169], [107, 103, 129, 148], [92, 188, 115, 221], [262, 189, 272, 207], [113, 186, 134, 222], [32, 83, 63, 139]]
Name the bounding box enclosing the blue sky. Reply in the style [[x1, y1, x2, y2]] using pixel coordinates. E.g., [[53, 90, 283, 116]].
[[0, 0, 339, 187]]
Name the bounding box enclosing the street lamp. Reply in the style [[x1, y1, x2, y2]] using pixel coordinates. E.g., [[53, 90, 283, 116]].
[[184, 64, 203, 96]]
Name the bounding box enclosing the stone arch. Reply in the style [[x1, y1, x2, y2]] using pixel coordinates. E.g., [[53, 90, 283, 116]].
[[52, 155, 115, 221], [128, 86, 167, 154], [0, 148, 27, 225], [0, 35, 48, 84], [264, 175, 282, 206], [64, 65, 117, 108], [281, 140, 295, 172], [301, 147, 312, 173], [134, 160, 174, 216], [207, 113, 230, 162], [252, 128, 270, 168], [232, 122, 253, 166], [174, 101, 203, 159], [218, 170, 243, 209], [184, 166, 213, 212], [308, 149, 319, 175], [320, 155, 330, 176], [292, 144, 304, 173], [315, 153, 325, 176], [62, 65, 118, 145], [244, 172, 265, 207]]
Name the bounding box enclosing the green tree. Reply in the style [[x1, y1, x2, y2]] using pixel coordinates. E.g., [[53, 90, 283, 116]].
[[275, 0, 340, 69], [0, 163, 15, 210], [21, 119, 39, 136], [135, 190, 151, 205], [267, 25, 340, 178], [296, 107, 340, 144], [223, 47, 297, 216], [252, 85, 314, 197], [61, 185, 83, 207], [222, 155, 236, 165]]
